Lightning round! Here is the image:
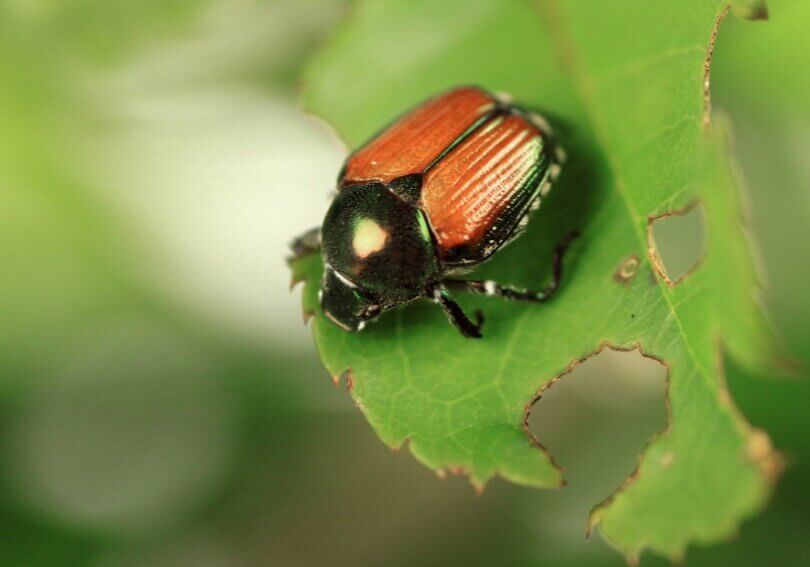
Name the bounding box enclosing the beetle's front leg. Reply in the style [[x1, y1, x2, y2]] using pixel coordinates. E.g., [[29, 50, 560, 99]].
[[429, 285, 484, 338], [444, 230, 579, 302], [288, 227, 321, 264]]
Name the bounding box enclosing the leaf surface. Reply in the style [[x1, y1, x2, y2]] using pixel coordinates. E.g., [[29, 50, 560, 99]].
[[294, 0, 781, 559]]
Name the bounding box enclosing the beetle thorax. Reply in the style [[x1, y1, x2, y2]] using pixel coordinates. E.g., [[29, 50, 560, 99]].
[[321, 182, 439, 306]]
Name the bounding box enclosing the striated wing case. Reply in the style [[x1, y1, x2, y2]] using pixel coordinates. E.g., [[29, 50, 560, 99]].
[[420, 112, 553, 265], [341, 87, 496, 185]]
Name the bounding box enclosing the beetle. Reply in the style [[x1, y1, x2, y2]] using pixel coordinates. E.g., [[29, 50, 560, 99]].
[[290, 86, 577, 338]]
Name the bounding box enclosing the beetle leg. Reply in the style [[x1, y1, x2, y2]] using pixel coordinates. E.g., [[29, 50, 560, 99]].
[[288, 227, 321, 264], [445, 230, 580, 302], [430, 285, 484, 338]]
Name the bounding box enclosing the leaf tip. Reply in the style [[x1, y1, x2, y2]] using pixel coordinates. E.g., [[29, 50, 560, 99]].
[[332, 368, 354, 388], [746, 428, 783, 483], [587, 515, 642, 567]]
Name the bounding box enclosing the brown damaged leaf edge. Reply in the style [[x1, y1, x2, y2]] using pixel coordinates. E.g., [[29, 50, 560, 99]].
[[710, 336, 783, 485], [522, 342, 670, 495], [521, 342, 671, 549], [646, 200, 707, 287], [333, 368, 353, 389], [332, 360, 567, 495], [702, 4, 730, 131], [584, 345, 672, 560], [435, 464, 487, 496]]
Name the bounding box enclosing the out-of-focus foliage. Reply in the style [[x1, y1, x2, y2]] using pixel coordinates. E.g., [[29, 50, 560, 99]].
[[0, 0, 209, 64], [0, 0, 807, 566]]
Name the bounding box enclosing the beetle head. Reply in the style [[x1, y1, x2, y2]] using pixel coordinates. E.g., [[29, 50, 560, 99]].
[[320, 265, 382, 332]]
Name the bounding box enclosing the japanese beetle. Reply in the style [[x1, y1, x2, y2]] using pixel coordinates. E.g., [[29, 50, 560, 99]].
[[290, 86, 577, 338]]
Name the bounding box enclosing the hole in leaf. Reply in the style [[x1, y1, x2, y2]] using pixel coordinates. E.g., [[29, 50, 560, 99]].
[[526, 347, 667, 542], [648, 203, 707, 284]]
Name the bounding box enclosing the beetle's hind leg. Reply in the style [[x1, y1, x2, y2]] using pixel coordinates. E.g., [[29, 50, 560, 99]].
[[429, 285, 484, 338], [288, 227, 321, 264], [444, 230, 579, 303]]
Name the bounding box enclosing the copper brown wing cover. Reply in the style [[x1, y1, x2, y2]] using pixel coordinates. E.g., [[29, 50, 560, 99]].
[[341, 87, 496, 185], [420, 113, 548, 262]]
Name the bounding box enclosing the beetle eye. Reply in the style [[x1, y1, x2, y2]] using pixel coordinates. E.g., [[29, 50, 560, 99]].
[[361, 304, 381, 319]]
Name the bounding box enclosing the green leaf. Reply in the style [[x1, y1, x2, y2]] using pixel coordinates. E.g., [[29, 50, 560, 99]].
[[293, 0, 783, 560]]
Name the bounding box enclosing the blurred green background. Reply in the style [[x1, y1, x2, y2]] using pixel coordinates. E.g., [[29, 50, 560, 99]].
[[0, 1, 807, 565]]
